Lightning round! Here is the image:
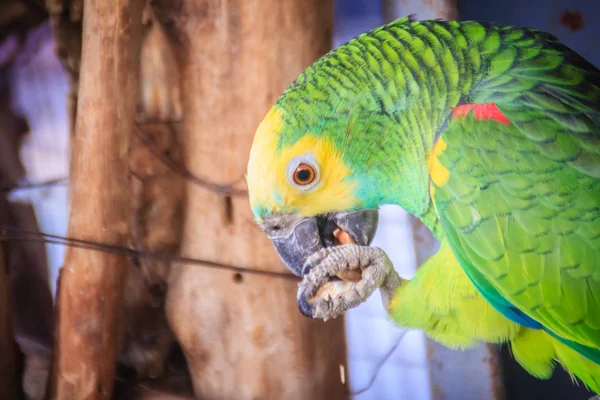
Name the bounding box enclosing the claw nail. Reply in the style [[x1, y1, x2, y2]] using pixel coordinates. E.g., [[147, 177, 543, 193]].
[[297, 290, 316, 318], [301, 261, 313, 276]]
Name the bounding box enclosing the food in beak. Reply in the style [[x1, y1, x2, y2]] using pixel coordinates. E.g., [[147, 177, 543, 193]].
[[269, 210, 379, 277]]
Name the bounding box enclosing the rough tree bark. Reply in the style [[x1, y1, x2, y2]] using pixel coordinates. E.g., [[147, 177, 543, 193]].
[[45, 0, 82, 135], [163, 1, 347, 399], [118, 7, 184, 380], [47, 1, 186, 386], [48, 0, 144, 399]]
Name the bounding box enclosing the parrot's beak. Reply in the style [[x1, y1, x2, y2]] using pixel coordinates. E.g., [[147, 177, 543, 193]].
[[269, 210, 379, 276]]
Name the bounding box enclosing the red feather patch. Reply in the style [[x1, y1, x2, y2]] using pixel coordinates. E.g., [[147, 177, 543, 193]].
[[453, 103, 511, 125]]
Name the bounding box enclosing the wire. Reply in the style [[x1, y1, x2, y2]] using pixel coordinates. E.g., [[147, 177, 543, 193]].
[[0, 226, 299, 281], [133, 124, 248, 197], [2, 225, 409, 396], [348, 329, 410, 396], [1, 177, 69, 193], [2, 125, 248, 197]]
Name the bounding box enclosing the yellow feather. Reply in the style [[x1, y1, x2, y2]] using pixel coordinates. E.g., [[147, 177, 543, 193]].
[[247, 106, 360, 219], [512, 328, 600, 393], [389, 239, 600, 393], [427, 136, 450, 187], [389, 240, 520, 348]]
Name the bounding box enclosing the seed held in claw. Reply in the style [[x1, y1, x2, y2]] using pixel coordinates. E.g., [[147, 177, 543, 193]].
[[333, 228, 363, 282], [309, 227, 363, 305], [310, 280, 355, 305]]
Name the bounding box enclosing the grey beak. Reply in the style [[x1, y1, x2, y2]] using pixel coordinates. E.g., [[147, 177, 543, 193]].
[[270, 210, 379, 277], [271, 218, 322, 276]]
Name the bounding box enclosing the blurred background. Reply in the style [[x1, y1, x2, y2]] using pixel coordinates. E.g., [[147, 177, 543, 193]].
[[0, 0, 598, 399]]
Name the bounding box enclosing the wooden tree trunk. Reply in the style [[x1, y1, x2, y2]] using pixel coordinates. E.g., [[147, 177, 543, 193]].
[[48, 0, 144, 398], [163, 1, 347, 399]]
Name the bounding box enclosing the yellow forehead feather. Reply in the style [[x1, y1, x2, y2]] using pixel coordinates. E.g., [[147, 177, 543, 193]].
[[246, 107, 359, 219]]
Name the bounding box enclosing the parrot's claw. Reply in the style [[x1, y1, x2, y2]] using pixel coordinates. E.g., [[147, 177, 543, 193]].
[[297, 244, 402, 320]]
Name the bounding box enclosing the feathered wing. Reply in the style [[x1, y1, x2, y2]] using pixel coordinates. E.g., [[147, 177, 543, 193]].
[[430, 23, 600, 361], [431, 99, 600, 366]]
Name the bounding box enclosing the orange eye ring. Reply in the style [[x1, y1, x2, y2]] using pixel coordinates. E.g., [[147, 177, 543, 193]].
[[293, 163, 316, 185]]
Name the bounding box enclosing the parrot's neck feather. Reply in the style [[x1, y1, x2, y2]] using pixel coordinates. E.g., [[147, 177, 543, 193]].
[[271, 18, 496, 236]]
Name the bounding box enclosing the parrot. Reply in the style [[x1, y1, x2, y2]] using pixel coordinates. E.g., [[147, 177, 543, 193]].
[[246, 16, 600, 392]]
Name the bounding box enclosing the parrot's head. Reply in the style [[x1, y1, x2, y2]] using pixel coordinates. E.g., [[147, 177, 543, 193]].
[[246, 103, 380, 277], [247, 38, 435, 278]]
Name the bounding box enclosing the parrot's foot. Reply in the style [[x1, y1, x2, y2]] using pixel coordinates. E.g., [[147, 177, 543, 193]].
[[297, 244, 402, 320]]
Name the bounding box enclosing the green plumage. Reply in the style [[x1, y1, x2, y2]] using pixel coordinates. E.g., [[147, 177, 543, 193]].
[[436, 109, 600, 360], [262, 16, 600, 391]]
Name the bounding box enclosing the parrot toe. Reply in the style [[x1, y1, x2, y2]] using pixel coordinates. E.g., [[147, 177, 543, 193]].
[[296, 244, 402, 320]]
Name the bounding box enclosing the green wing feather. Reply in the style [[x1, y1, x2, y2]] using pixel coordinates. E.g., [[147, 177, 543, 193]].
[[433, 101, 600, 363], [431, 19, 600, 366]]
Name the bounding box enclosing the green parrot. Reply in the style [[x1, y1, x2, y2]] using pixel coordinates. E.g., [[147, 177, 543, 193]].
[[246, 16, 600, 392]]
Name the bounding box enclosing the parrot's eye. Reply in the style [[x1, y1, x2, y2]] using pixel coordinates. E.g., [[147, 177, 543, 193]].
[[286, 153, 321, 192], [293, 164, 316, 185]]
